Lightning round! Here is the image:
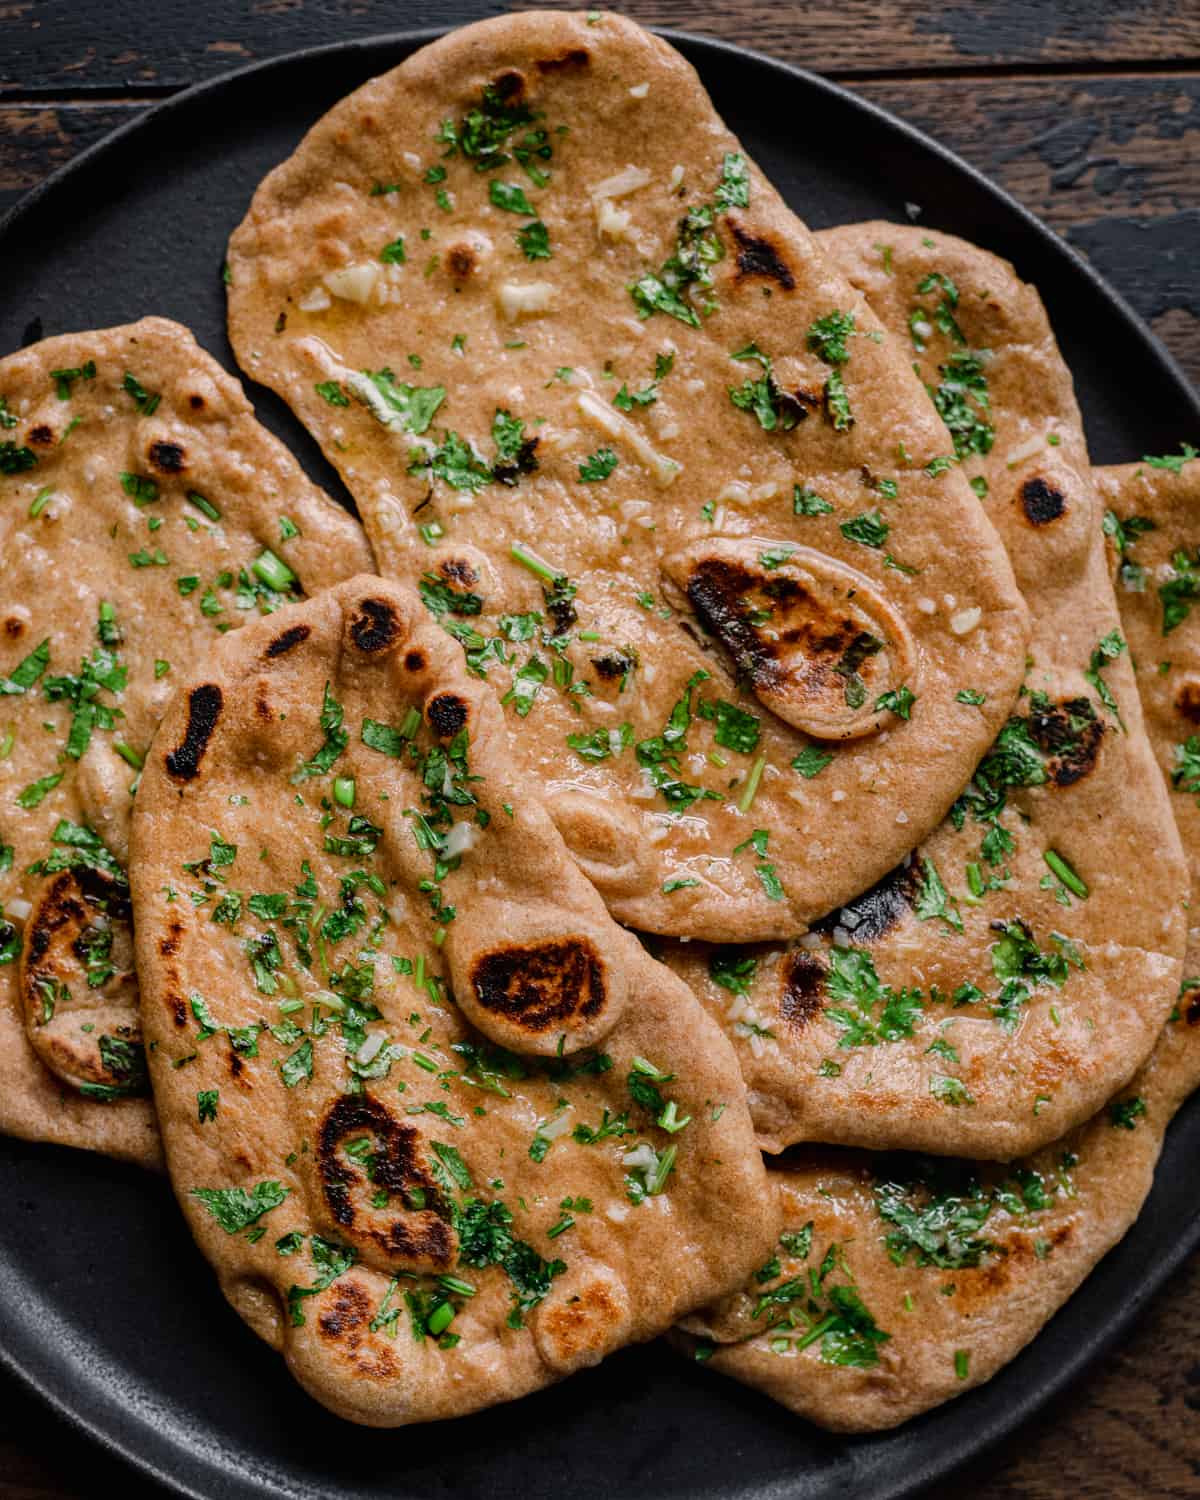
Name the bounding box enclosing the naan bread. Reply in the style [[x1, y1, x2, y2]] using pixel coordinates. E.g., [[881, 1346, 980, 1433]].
[[673, 1006, 1200, 1431], [0, 318, 372, 1167], [225, 10, 1028, 942], [1096, 450, 1200, 940], [128, 575, 772, 1425], [665, 226, 1187, 1158], [675, 451, 1200, 1430]]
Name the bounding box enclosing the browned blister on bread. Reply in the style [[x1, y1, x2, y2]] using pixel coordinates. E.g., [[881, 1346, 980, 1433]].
[[225, 10, 1028, 942], [129, 574, 772, 1425], [0, 317, 372, 1166]]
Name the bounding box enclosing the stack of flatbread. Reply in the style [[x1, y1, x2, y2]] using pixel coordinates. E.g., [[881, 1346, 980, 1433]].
[[1, 8, 1196, 1439]]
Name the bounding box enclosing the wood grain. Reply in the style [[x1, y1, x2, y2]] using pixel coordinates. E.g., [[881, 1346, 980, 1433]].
[[1, 4, 1198, 1498], [0, 1, 1198, 92]]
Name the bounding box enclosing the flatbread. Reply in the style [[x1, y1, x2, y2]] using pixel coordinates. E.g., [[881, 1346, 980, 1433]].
[[225, 9, 1028, 942], [1095, 450, 1200, 949], [663, 226, 1187, 1159], [673, 452, 1200, 1430], [0, 318, 373, 1167], [128, 574, 772, 1425], [674, 1008, 1200, 1431]]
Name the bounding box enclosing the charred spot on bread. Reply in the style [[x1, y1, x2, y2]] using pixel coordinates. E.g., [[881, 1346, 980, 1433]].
[[426, 693, 468, 738], [4, 616, 24, 638], [440, 557, 479, 589], [265, 624, 311, 659], [1020, 477, 1066, 526], [812, 860, 919, 943], [1028, 696, 1103, 785], [317, 1094, 455, 1267], [317, 1279, 399, 1377], [404, 650, 426, 673], [317, 1279, 370, 1342], [165, 683, 223, 781], [591, 650, 636, 681], [779, 949, 827, 1031], [685, 556, 784, 685], [149, 440, 186, 473], [471, 937, 606, 1032], [351, 597, 401, 654], [686, 555, 875, 706], [28, 424, 54, 446], [158, 919, 184, 959], [535, 47, 590, 72], [729, 220, 796, 290], [1175, 681, 1200, 723], [446, 242, 479, 280], [489, 69, 526, 104]]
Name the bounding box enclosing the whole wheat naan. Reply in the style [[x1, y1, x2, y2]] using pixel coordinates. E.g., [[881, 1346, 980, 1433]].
[[673, 451, 1200, 1431], [129, 575, 772, 1425], [0, 318, 372, 1167], [665, 227, 1187, 1160], [225, 10, 1028, 943], [1096, 449, 1200, 935], [674, 1004, 1200, 1431]]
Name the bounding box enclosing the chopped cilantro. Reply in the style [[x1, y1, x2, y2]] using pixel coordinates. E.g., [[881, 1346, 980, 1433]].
[[1110, 1096, 1147, 1129], [516, 220, 551, 260], [728, 343, 807, 432], [191, 1180, 289, 1233], [578, 447, 618, 482], [792, 746, 834, 778], [1144, 443, 1198, 475], [806, 310, 856, 367], [793, 485, 833, 516], [489, 180, 535, 215], [875, 685, 916, 720]]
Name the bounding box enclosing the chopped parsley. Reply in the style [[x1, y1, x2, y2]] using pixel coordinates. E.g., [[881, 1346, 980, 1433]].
[[913, 858, 962, 932], [713, 152, 749, 209], [1110, 1095, 1147, 1130], [751, 1236, 890, 1368]]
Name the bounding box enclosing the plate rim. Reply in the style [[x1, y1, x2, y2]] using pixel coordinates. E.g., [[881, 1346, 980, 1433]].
[[1, 22, 1198, 1500]]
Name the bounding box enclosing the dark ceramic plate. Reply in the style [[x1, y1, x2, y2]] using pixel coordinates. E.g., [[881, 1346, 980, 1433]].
[[1, 27, 1198, 1500]]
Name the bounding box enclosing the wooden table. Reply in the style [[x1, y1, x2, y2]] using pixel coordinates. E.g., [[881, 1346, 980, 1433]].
[[1, 3, 1198, 1496]]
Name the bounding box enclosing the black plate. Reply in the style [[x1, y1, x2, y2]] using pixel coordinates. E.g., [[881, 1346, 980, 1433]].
[[1, 27, 1198, 1500]]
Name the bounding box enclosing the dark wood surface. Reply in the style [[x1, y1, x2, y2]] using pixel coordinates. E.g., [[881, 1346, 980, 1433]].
[[1, 3, 1198, 1497]]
